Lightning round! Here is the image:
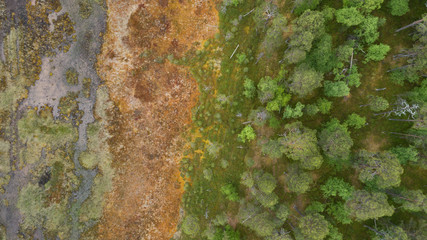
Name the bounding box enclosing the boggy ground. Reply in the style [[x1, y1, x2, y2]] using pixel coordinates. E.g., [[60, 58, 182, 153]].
[[96, 0, 219, 239]]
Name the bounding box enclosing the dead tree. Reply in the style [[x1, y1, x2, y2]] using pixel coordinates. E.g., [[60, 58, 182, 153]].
[[395, 19, 425, 33]]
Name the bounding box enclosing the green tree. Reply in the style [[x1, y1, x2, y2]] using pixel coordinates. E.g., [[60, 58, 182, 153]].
[[255, 171, 277, 194], [258, 76, 279, 103], [224, 225, 241, 240], [307, 34, 337, 73], [266, 230, 293, 240], [284, 48, 307, 64], [364, 44, 390, 62], [388, 0, 409, 16], [288, 63, 323, 97], [305, 104, 319, 116], [276, 204, 290, 221], [321, 177, 354, 200], [305, 201, 326, 214], [293, 9, 325, 38], [317, 98, 332, 114], [328, 226, 344, 240], [280, 121, 323, 170], [298, 213, 330, 240], [243, 78, 256, 98], [182, 215, 200, 236], [392, 189, 427, 213], [221, 183, 240, 202], [283, 102, 305, 119], [238, 203, 277, 238], [368, 96, 389, 112], [261, 139, 283, 159], [238, 125, 256, 143], [241, 171, 254, 188], [294, 0, 322, 15], [287, 9, 325, 56], [346, 65, 362, 87], [372, 225, 409, 240], [335, 8, 364, 27], [390, 146, 419, 164], [343, 0, 384, 13], [262, 14, 288, 55], [355, 150, 404, 189], [356, 16, 380, 44], [253, 2, 278, 31], [324, 81, 350, 97], [326, 202, 352, 224], [266, 88, 291, 112], [345, 113, 366, 129], [252, 189, 279, 209], [286, 166, 313, 194], [346, 190, 394, 221], [318, 119, 353, 165]]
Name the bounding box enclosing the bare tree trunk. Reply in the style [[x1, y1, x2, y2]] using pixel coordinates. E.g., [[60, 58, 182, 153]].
[[243, 8, 255, 17], [230, 44, 240, 59], [386, 132, 425, 139], [293, 205, 304, 216], [364, 225, 385, 237], [395, 19, 425, 33], [387, 64, 412, 72], [388, 119, 424, 122]]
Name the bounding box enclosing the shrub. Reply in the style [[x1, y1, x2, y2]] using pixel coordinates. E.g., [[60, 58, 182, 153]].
[[238, 125, 256, 143], [364, 44, 390, 62], [182, 215, 200, 236], [317, 98, 332, 114], [388, 0, 409, 16], [345, 113, 366, 129], [221, 184, 239, 202]]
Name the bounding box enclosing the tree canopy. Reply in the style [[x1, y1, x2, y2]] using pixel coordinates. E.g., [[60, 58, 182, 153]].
[[288, 63, 323, 97], [286, 166, 313, 194], [298, 213, 330, 240], [355, 150, 404, 189], [335, 8, 364, 27], [346, 190, 394, 221], [280, 122, 323, 170], [318, 119, 353, 165]]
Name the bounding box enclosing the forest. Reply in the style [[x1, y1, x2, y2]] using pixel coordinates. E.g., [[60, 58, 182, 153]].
[[176, 0, 427, 239]]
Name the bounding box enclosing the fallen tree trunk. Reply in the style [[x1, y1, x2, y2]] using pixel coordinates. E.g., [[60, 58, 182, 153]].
[[395, 19, 425, 33]]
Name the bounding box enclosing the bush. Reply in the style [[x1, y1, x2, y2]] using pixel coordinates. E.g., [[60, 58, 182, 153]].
[[182, 215, 200, 236], [335, 7, 364, 27], [276, 204, 290, 221], [203, 168, 213, 181], [364, 44, 390, 62], [305, 104, 319, 116], [324, 81, 350, 97], [345, 113, 366, 129], [65, 68, 79, 85], [79, 0, 93, 19], [221, 183, 239, 202], [317, 98, 332, 114], [238, 125, 256, 143], [243, 78, 256, 98], [391, 146, 419, 164], [388, 0, 409, 16]]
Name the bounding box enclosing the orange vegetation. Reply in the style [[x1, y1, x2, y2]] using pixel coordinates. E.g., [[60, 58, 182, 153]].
[[96, 0, 219, 239]]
